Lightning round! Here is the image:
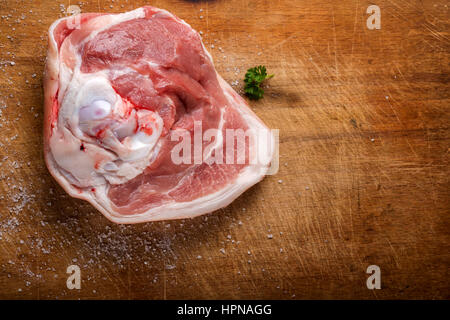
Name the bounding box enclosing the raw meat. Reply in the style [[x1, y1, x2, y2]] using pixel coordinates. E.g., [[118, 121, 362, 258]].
[[44, 6, 275, 223]]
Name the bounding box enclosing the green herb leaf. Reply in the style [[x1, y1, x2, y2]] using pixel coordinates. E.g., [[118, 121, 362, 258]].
[[243, 65, 274, 100]]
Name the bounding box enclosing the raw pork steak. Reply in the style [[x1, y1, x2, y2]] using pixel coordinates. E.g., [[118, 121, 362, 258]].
[[44, 6, 274, 223]]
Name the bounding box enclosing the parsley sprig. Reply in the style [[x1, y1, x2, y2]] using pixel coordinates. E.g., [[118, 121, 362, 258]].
[[244, 65, 274, 100]]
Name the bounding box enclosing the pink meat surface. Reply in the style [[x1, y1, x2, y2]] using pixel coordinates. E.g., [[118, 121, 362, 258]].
[[44, 6, 274, 223]]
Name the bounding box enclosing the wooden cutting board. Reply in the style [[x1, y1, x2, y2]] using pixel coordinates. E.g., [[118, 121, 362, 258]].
[[0, 0, 448, 299]]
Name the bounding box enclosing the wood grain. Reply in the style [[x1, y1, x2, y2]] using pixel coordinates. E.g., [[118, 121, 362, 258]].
[[0, 0, 448, 299]]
